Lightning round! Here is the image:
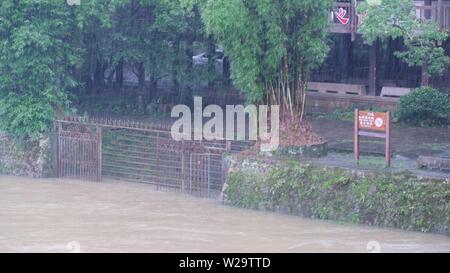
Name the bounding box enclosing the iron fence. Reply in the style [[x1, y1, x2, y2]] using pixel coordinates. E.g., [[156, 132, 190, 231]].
[[54, 116, 253, 198]]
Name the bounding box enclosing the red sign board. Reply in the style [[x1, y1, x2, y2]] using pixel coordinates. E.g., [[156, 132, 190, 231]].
[[354, 109, 391, 166], [358, 111, 387, 132]]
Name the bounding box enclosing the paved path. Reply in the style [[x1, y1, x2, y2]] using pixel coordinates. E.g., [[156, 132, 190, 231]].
[[306, 152, 449, 179], [311, 119, 450, 159], [309, 119, 450, 179]]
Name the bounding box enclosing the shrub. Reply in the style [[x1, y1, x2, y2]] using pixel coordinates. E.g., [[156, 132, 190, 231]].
[[395, 87, 450, 126]]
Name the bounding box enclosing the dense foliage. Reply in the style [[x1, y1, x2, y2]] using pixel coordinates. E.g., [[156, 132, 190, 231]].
[[395, 87, 450, 126], [0, 0, 210, 139], [1, 0, 449, 140], [0, 0, 333, 139], [200, 0, 332, 118], [357, 0, 450, 86], [0, 0, 83, 140]]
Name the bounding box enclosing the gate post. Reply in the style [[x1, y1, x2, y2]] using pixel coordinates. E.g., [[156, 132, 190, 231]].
[[97, 126, 102, 182], [226, 141, 231, 152], [354, 109, 359, 162], [385, 112, 391, 167], [189, 153, 193, 194], [156, 131, 160, 190], [53, 121, 59, 178], [57, 121, 62, 178], [181, 140, 185, 193], [207, 154, 211, 197]]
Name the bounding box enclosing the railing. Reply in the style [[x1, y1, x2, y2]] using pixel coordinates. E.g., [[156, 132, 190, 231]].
[[443, 6, 450, 29], [53, 116, 254, 197], [415, 2, 450, 31], [415, 5, 436, 23]]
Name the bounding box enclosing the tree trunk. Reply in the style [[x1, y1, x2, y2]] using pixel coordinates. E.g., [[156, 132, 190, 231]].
[[186, 38, 194, 69], [347, 34, 354, 80], [337, 34, 351, 81], [80, 59, 93, 94], [386, 38, 402, 85], [115, 59, 124, 86], [172, 38, 180, 93], [207, 35, 216, 88], [137, 62, 145, 89], [223, 56, 231, 85], [421, 61, 430, 86], [107, 67, 115, 85], [94, 60, 105, 89], [368, 40, 379, 95], [148, 76, 158, 101], [184, 37, 194, 99], [101, 62, 108, 90]]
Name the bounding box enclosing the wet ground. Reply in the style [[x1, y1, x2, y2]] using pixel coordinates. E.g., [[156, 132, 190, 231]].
[[0, 176, 449, 253], [311, 119, 450, 159], [310, 119, 450, 179], [306, 152, 450, 179]]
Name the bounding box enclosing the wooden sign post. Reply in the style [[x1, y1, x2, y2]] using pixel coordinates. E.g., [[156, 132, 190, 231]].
[[354, 109, 391, 166]]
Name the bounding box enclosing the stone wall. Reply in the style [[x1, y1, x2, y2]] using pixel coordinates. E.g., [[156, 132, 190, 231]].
[[222, 154, 450, 235], [418, 156, 450, 172], [0, 133, 53, 177], [262, 143, 328, 159]]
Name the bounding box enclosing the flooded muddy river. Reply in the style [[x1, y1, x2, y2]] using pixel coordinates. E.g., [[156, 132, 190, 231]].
[[0, 176, 449, 253]]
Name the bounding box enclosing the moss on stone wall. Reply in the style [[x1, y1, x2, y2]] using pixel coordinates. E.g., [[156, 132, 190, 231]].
[[0, 133, 52, 177], [225, 156, 450, 235], [262, 143, 328, 158]]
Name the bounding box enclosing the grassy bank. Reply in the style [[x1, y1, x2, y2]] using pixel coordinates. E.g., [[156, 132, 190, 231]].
[[225, 156, 450, 235]]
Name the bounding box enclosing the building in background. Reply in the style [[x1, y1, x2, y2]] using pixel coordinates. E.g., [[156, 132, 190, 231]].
[[310, 0, 450, 97]]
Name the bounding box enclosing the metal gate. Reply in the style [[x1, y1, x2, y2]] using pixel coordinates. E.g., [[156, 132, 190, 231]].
[[56, 123, 102, 181], [101, 128, 226, 197], [188, 152, 226, 197], [54, 116, 252, 197], [189, 153, 211, 196]]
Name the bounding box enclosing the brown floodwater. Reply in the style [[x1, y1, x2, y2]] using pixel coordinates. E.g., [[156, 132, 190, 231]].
[[0, 175, 449, 253]]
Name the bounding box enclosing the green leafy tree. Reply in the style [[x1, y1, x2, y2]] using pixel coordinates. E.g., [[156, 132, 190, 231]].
[[0, 0, 84, 139], [198, 0, 332, 119], [97, 0, 205, 100], [0, 0, 117, 139], [154, 0, 202, 95], [357, 0, 450, 86]]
